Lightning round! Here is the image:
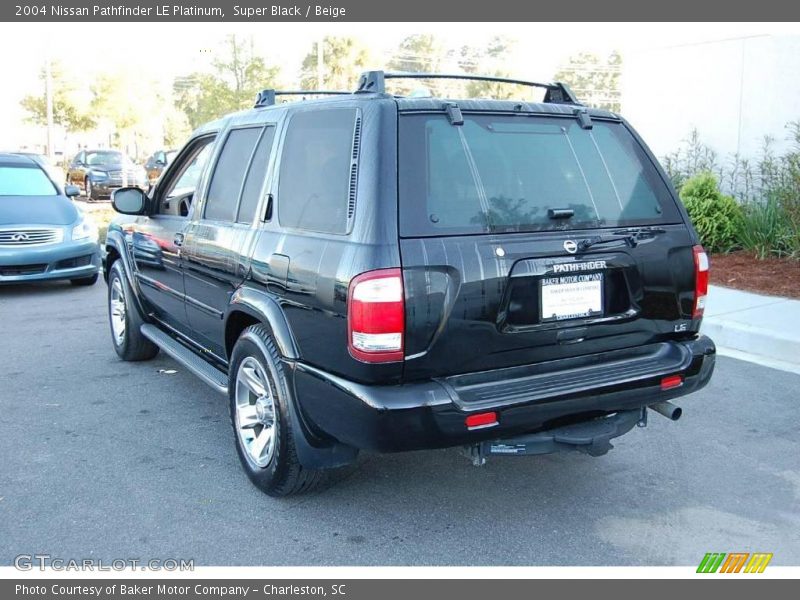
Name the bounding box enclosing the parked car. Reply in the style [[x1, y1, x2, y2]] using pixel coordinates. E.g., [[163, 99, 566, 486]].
[[143, 150, 178, 184], [66, 149, 147, 202], [103, 71, 716, 496], [9, 152, 64, 185], [0, 153, 100, 285]]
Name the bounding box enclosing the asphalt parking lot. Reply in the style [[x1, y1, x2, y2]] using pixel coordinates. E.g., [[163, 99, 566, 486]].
[[1, 280, 799, 566]]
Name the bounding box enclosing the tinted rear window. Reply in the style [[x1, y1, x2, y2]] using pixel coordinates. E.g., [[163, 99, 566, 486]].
[[278, 108, 356, 235], [399, 114, 680, 236]]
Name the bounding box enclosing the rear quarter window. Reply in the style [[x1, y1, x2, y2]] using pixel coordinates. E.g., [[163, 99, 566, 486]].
[[399, 114, 680, 236], [277, 108, 357, 235]]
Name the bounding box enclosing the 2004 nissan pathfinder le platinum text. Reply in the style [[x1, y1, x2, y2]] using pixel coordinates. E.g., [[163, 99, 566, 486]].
[[103, 71, 716, 496]]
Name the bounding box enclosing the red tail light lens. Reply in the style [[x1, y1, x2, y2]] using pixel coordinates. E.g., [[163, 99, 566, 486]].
[[660, 375, 684, 390], [465, 412, 498, 430], [693, 245, 709, 318], [347, 268, 404, 363]]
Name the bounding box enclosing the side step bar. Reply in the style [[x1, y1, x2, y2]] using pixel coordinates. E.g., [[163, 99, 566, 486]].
[[140, 324, 229, 395]]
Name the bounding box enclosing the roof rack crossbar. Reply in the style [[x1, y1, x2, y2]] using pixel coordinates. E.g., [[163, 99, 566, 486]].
[[254, 89, 350, 108], [354, 71, 580, 105]]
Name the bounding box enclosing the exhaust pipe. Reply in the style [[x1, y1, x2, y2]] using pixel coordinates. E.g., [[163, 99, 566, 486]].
[[649, 401, 682, 421]]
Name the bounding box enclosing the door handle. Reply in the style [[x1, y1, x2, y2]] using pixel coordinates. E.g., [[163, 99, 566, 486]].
[[174, 232, 185, 247]]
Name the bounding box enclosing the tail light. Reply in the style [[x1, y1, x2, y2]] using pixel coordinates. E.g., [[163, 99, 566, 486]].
[[660, 375, 684, 391], [692, 245, 709, 318], [347, 268, 404, 363], [465, 412, 498, 430]]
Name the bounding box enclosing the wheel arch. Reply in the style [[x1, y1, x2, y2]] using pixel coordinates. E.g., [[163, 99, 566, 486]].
[[104, 228, 150, 320], [224, 286, 299, 361], [103, 245, 120, 283], [104, 229, 131, 282]]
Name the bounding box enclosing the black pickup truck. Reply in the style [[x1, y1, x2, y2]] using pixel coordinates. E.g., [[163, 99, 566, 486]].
[[103, 71, 715, 496]]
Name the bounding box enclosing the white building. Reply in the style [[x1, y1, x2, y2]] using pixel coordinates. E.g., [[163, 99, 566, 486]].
[[621, 34, 800, 163]]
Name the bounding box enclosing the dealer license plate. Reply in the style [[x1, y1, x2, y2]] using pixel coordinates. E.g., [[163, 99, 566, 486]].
[[540, 273, 604, 322]]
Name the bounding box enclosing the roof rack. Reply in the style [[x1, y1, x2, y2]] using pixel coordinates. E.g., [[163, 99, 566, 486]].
[[254, 89, 350, 108], [354, 70, 580, 105]]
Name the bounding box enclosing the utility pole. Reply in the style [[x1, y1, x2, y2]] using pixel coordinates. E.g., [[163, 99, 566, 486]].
[[316, 36, 324, 89], [45, 56, 54, 160]]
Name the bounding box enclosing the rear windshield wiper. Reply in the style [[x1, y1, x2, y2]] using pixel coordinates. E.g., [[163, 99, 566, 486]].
[[579, 227, 666, 252], [548, 208, 574, 220]]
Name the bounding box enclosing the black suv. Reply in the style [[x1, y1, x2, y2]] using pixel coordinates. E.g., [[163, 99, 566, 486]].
[[103, 71, 715, 496]]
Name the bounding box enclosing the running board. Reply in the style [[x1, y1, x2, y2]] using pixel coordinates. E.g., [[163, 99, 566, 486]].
[[140, 324, 229, 395]]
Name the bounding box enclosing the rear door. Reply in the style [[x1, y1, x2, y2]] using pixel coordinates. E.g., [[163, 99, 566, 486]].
[[181, 124, 277, 357], [398, 111, 698, 380]]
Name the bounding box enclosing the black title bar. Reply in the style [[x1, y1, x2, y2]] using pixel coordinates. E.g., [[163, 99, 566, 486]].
[[3, 0, 800, 21]]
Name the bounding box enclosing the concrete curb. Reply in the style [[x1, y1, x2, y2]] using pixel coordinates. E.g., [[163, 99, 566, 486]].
[[700, 285, 800, 372], [701, 319, 800, 362]]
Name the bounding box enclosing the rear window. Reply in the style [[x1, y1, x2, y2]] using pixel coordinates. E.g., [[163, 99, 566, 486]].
[[399, 114, 680, 236], [0, 165, 57, 196]]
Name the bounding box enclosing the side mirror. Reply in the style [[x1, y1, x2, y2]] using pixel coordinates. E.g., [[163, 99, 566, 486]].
[[64, 185, 80, 198], [112, 187, 148, 215]]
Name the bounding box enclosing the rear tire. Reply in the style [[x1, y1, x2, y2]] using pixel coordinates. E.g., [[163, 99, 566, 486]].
[[229, 324, 325, 497], [108, 260, 159, 361], [71, 273, 99, 286]]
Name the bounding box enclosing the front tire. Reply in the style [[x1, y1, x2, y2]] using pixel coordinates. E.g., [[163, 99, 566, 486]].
[[108, 260, 159, 361], [229, 325, 324, 497]]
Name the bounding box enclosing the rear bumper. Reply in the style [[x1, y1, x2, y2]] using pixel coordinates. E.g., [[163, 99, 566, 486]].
[[0, 239, 101, 284], [292, 336, 716, 453]]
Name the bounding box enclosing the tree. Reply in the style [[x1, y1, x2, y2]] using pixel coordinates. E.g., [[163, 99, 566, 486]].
[[173, 72, 231, 129], [300, 37, 371, 91], [389, 33, 445, 73], [90, 71, 166, 156], [162, 108, 192, 148], [174, 35, 280, 129], [387, 34, 447, 95], [458, 36, 529, 100], [20, 61, 95, 133], [82, 69, 194, 156], [553, 51, 622, 112]]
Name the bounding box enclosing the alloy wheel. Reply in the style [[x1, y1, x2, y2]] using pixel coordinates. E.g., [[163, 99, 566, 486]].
[[109, 276, 126, 345], [234, 356, 277, 468]]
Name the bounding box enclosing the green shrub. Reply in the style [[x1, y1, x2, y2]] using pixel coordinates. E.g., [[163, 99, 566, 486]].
[[680, 172, 743, 253], [739, 196, 793, 259]]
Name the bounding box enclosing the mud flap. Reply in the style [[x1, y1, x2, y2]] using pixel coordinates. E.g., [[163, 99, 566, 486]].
[[285, 362, 359, 470]]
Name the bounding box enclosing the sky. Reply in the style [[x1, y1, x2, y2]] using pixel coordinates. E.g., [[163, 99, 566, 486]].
[[2, 21, 799, 150]]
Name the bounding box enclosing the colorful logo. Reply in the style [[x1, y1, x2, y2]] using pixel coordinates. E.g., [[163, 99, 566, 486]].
[[697, 552, 773, 573]]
